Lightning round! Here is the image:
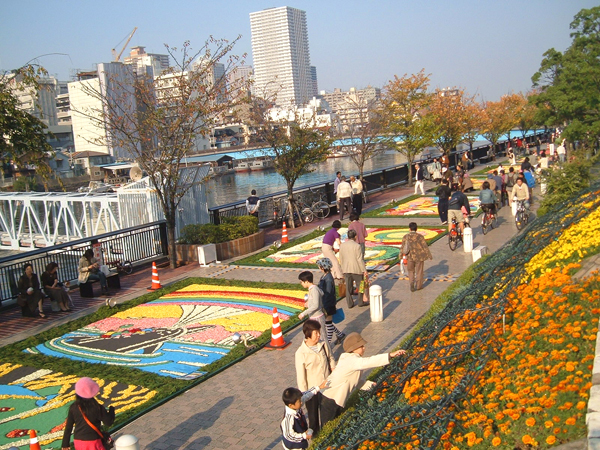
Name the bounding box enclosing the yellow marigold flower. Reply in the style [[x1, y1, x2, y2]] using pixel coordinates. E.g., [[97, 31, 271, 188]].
[[492, 437, 501, 446], [545, 420, 553, 428], [522, 435, 533, 445], [565, 417, 576, 425], [576, 401, 587, 410], [526, 417, 536, 427], [546, 435, 556, 445]]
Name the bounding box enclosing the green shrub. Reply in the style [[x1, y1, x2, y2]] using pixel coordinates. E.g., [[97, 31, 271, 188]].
[[178, 216, 258, 244], [537, 158, 593, 216]]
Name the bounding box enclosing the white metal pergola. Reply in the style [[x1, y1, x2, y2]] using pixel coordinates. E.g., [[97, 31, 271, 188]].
[[0, 165, 210, 250]]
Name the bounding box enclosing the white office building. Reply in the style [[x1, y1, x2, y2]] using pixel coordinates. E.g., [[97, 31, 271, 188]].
[[8, 74, 59, 127], [123, 46, 170, 77], [250, 6, 313, 107], [68, 62, 137, 159]]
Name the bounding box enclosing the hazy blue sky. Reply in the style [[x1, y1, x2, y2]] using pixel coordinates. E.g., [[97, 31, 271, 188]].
[[1, 0, 596, 101]]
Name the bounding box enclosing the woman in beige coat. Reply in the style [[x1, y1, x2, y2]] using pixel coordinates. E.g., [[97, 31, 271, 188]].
[[295, 320, 336, 438]]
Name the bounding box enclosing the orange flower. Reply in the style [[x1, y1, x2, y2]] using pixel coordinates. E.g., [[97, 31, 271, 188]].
[[546, 435, 557, 444], [522, 434, 533, 445], [491, 437, 501, 446], [544, 420, 553, 428], [525, 417, 536, 427], [565, 417, 576, 425]]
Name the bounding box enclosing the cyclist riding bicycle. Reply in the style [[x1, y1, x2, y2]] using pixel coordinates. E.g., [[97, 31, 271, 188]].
[[478, 181, 497, 216], [447, 183, 470, 234], [511, 176, 530, 209]]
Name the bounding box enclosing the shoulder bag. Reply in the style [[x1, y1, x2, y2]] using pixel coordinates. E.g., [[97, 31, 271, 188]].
[[78, 406, 114, 450]]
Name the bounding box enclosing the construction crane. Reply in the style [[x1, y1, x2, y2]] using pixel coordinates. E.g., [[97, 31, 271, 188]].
[[112, 27, 137, 62]]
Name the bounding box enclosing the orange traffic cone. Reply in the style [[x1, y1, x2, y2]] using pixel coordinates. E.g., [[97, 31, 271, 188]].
[[147, 262, 162, 291], [265, 307, 291, 349], [281, 221, 289, 244], [29, 430, 41, 450]]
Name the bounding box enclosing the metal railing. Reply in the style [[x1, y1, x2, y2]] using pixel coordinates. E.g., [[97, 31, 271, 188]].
[[207, 135, 541, 226], [0, 221, 168, 308]]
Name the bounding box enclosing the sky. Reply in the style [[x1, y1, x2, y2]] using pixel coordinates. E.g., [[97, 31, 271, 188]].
[[0, 0, 597, 101]]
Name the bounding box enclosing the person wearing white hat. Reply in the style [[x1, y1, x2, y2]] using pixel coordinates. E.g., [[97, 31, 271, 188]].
[[319, 332, 406, 427], [62, 377, 115, 450]]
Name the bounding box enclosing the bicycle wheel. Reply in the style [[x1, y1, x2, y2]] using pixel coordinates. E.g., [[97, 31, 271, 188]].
[[491, 214, 498, 229], [313, 201, 330, 219], [515, 211, 524, 230], [523, 211, 529, 225], [448, 231, 458, 251], [302, 208, 314, 223], [121, 261, 133, 275], [481, 214, 489, 235]]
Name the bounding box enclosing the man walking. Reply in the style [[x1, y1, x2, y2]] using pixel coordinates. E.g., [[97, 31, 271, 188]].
[[339, 229, 369, 308], [350, 176, 364, 215], [414, 163, 425, 195], [333, 171, 342, 195], [336, 176, 353, 221], [401, 222, 432, 291]]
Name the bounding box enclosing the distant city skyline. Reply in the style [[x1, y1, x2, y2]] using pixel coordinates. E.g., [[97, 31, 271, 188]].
[[0, 0, 597, 101]]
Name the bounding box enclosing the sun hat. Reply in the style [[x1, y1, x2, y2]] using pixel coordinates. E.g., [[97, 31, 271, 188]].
[[316, 258, 333, 271], [343, 332, 367, 353], [75, 377, 100, 399]]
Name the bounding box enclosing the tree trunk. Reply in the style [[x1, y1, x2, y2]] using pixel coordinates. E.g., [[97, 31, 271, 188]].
[[167, 215, 177, 269], [407, 158, 414, 187]]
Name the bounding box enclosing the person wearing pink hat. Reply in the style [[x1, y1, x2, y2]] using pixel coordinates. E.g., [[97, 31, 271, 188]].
[[62, 377, 115, 450]]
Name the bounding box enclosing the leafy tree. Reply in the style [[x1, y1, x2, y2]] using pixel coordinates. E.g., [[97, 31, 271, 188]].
[[381, 70, 437, 186], [337, 93, 386, 181], [429, 88, 472, 155], [250, 100, 333, 228], [531, 6, 600, 150], [518, 92, 538, 140], [462, 100, 485, 153], [71, 38, 249, 268], [481, 95, 518, 155], [0, 65, 55, 189], [537, 158, 594, 216]]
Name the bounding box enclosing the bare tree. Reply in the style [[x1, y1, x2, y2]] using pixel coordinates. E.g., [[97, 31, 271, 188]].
[[71, 38, 249, 268], [337, 93, 386, 184]]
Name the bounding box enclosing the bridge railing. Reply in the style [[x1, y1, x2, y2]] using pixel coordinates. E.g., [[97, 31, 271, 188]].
[[0, 221, 168, 309]]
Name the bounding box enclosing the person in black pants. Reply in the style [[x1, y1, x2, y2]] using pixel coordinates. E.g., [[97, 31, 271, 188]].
[[435, 178, 451, 225]]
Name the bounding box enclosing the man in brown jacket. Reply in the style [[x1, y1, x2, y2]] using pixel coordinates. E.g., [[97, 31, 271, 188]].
[[401, 222, 433, 291], [339, 229, 369, 308]]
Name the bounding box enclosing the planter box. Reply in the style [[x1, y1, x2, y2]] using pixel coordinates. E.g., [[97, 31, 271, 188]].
[[176, 230, 265, 263]]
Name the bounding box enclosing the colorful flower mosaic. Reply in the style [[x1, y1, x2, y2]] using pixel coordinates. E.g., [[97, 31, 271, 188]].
[[260, 227, 446, 271], [27, 285, 305, 380], [377, 196, 481, 217], [0, 363, 155, 450]]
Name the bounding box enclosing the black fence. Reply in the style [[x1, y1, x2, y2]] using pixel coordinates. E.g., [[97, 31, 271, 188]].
[[208, 132, 545, 226], [0, 221, 168, 308]]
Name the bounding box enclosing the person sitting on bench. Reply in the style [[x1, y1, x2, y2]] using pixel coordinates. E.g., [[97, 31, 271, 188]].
[[78, 249, 110, 296]]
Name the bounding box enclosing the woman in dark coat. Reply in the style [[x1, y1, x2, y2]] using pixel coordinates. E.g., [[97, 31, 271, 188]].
[[17, 263, 46, 318], [317, 258, 345, 346], [62, 377, 115, 450], [41, 262, 71, 312]]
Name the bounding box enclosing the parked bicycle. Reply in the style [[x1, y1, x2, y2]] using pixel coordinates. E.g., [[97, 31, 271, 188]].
[[297, 189, 331, 223], [102, 246, 133, 275], [480, 203, 498, 235], [515, 199, 530, 230]]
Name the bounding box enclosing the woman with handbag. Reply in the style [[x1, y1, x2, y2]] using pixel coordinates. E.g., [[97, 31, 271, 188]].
[[294, 319, 336, 438], [62, 377, 115, 450], [78, 249, 110, 296], [317, 258, 346, 346]]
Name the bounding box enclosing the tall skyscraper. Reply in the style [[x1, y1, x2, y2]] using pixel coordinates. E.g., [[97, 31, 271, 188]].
[[310, 66, 318, 98], [250, 6, 312, 106]]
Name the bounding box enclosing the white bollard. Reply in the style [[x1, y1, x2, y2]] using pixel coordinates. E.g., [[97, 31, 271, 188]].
[[541, 182, 547, 195], [115, 435, 140, 450], [369, 284, 383, 322], [463, 226, 473, 253]]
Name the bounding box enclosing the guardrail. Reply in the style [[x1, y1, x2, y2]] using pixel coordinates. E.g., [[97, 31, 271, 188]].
[[0, 221, 168, 309]]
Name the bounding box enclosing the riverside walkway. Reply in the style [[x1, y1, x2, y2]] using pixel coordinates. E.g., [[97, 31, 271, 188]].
[[0, 159, 561, 449]]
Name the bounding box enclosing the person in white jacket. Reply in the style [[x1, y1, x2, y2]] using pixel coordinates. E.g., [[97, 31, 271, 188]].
[[295, 320, 336, 437], [319, 332, 406, 427]]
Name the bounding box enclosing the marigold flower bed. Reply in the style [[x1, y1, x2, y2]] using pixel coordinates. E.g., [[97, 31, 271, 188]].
[[314, 184, 600, 450]]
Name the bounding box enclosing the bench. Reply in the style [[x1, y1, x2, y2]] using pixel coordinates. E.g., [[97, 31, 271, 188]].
[[79, 273, 120, 298]]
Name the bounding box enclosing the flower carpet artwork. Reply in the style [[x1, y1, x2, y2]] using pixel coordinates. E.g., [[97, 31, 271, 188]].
[[0, 363, 155, 450], [376, 196, 480, 217], [259, 226, 446, 271], [26, 285, 305, 380]]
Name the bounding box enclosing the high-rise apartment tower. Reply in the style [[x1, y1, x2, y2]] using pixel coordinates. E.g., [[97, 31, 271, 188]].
[[250, 6, 313, 106]]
